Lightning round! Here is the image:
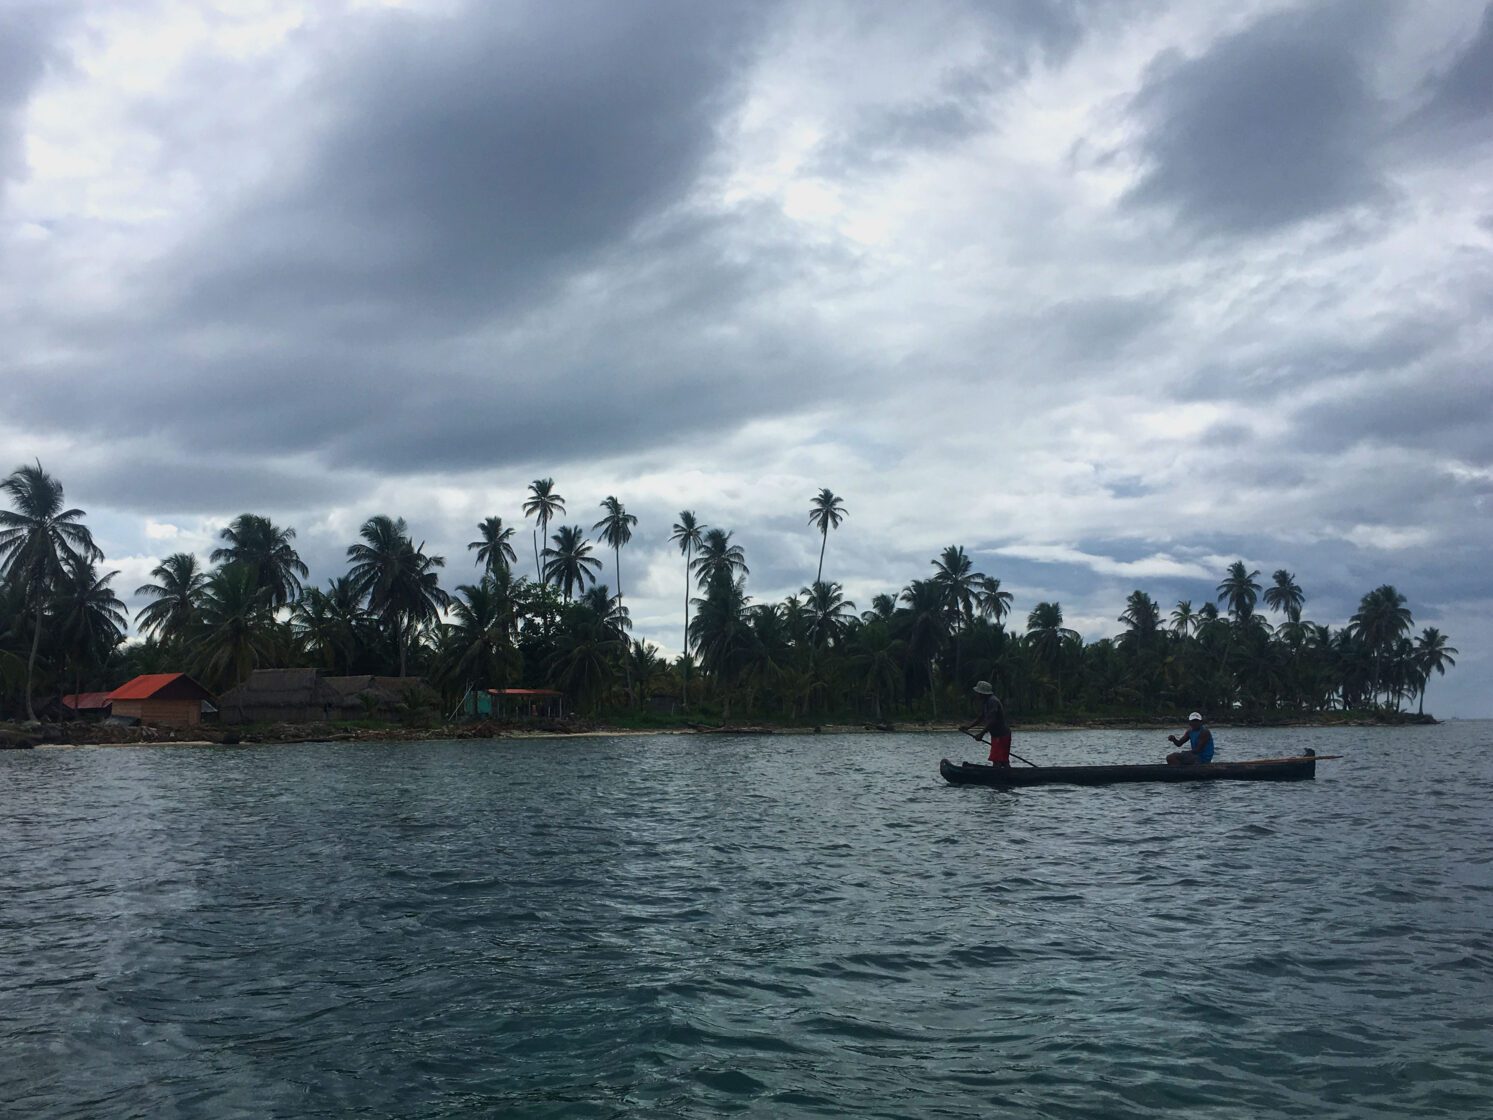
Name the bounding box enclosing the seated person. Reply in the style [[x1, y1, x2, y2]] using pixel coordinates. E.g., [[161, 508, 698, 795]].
[[1167, 712, 1215, 765]]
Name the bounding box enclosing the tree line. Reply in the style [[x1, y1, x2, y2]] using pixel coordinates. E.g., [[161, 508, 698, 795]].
[[0, 463, 1458, 723]]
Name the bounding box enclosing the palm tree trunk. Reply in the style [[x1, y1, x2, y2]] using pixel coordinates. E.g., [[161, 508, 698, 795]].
[[682, 548, 691, 709], [616, 547, 634, 708], [398, 622, 407, 677], [25, 603, 43, 722], [532, 531, 541, 584], [816, 530, 827, 585]]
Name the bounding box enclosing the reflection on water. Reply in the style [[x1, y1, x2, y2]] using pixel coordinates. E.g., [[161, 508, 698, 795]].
[[2, 724, 1491, 1118]]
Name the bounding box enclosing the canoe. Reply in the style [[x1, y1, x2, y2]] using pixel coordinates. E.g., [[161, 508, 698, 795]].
[[939, 750, 1323, 788]]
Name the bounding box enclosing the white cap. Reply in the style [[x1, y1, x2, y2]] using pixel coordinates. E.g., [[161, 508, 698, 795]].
[[1188, 711, 1203, 721], [974, 681, 994, 695]]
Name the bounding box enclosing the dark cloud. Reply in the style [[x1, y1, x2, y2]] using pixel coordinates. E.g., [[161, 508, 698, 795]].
[[170, 0, 765, 331], [69, 449, 356, 517], [1292, 364, 1493, 460], [1177, 316, 1448, 402], [1408, 3, 1493, 138], [1124, 3, 1390, 233]]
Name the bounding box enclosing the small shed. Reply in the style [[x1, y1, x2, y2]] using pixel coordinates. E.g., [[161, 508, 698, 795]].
[[106, 674, 214, 727], [465, 688, 564, 719], [217, 669, 343, 724]]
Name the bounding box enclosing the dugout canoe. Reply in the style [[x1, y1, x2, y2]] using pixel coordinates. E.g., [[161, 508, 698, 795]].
[[939, 750, 1328, 788]]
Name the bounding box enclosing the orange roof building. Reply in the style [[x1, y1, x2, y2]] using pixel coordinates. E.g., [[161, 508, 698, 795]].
[[106, 673, 215, 728]]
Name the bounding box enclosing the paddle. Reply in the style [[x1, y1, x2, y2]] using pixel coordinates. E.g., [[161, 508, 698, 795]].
[[962, 728, 1038, 768]]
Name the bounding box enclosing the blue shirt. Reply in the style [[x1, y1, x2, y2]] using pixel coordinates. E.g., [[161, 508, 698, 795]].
[[1188, 727, 1215, 762]]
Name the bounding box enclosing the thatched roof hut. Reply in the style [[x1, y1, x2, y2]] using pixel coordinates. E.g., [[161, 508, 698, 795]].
[[324, 675, 439, 718], [218, 669, 341, 725]]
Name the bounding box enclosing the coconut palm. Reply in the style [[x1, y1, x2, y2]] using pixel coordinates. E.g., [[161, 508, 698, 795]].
[[692, 528, 749, 589], [0, 462, 102, 720], [1263, 569, 1305, 623], [593, 497, 638, 602], [468, 516, 518, 577], [1349, 584, 1413, 703], [1118, 590, 1161, 646], [52, 557, 128, 700], [291, 577, 369, 674], [210, 514, 308, 608], [931, 546, 981, 629], [807, 488, 846, 585], [523, 479, 565, 584], [1412, 627, 1457, 716], [1216, 561, 1262, 623], [800, 580, 856, 649], [1026, 601, 1079, 708], [593, 497, 640, 701], [1170, 599, 1197, 636], [542, 525, 602, 601], [862, 592, 896, 624], [445, 578, 523, 692], [899, 578, 948, 716], [192, 564, 278, 690], [669, 511, 706, 706], [976, 575, 1013, 626], [580, 584, 632, 643], [346, 515, 451, 676], [134, 552, 208, 647]]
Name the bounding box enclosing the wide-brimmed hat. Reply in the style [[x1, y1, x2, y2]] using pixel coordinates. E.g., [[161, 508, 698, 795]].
[[974, 681, 994, 695], [1188, 711, 1203, 721]]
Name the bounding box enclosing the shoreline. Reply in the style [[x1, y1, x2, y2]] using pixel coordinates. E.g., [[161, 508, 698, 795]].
[[7, 712, 1443, 750]]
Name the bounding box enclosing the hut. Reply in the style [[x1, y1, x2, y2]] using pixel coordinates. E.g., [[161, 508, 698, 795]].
[[106, 673, 215, 727], [463, 688, 564, 719], [216, 669, 342, 725], [324, 675, 439, 720], [61, 692, 114, 720]]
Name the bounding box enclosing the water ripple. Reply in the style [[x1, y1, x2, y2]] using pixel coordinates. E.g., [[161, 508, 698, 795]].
[[2, 724, 1491, 1118]]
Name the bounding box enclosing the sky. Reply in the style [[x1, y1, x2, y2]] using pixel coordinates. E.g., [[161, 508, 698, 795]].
[[1, 0, 1489, 716]]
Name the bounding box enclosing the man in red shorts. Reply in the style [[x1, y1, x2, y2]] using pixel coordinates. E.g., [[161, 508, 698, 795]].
[[962, 680, 1012, 767]]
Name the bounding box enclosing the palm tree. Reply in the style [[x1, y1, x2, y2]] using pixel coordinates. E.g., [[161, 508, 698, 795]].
[[580, 584, 632, 643], [1412, 627, 1457, 716], [53, 557, 128, 702], [346, 515, 452, 676], [192, 564, 278, 690], [669, 511, 706, 707], [862, 593, 897, 623], [210, 514, 308, 608], [1170, 600, 1197, 636], [593, 496, 638, 695], [899, 578, 948, 717], [976, 576, 1013, 626], [445, 578, 523, 693], [807, 488, 846, 585], [468, 516, 517, 577], [1263, 569, 1305, 623], [134, 552, 208, 647], [853, 621, 905, 720], [0, 462, 102, 720], [801, 580, 856, 649], [1216, 561, 1262, 623], [692, 528, 749, 589], [931, 546, 981, 629], [1349, 585, 1413, 704], [542, 525, 602, 601], [291, 577, 369, 674], [523, 479, 565, 584], [1026, 601, 1079, 709]]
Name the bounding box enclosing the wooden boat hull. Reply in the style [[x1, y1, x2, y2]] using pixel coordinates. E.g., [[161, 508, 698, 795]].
[[940, 751, 1318, 788]]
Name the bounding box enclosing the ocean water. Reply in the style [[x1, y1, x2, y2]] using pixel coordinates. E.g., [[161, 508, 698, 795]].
[[2, 724, 1490, 1119]]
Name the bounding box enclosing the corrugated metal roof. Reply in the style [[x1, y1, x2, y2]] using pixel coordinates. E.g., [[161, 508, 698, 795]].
[[107, 673, 199, 701], [62, 692, 113, 710]]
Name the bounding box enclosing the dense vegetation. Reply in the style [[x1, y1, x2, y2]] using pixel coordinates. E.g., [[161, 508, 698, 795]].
[[0, 464, 1459, 724]]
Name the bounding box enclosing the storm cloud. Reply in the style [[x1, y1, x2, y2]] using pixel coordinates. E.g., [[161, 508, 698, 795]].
[[0, 0, 1489, 715]]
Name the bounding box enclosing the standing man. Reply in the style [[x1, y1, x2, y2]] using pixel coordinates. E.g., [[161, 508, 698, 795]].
[[1167, 712, 1215, 765], [962, 681, 1012, 767]]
